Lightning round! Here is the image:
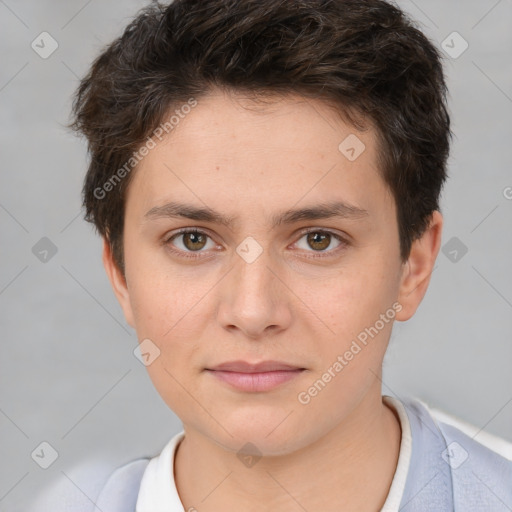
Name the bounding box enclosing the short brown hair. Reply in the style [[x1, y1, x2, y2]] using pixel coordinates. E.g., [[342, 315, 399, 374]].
[[70, 0, 451, 273]]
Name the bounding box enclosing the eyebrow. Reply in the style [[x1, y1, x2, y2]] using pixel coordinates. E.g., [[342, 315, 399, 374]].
[[144, 200, 369, 229]]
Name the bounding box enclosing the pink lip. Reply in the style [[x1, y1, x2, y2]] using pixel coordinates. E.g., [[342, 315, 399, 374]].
[[208, 360, 303, 373], [205, 360, 305, 392]]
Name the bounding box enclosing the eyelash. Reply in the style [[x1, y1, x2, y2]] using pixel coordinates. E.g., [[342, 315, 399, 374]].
[[163, 228, 349, 260]]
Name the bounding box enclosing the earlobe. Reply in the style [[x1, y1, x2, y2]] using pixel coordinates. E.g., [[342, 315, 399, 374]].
[[395, 211, 443, 321], [102, 238, 135, 328]]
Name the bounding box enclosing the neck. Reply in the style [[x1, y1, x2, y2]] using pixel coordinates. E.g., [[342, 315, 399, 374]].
[[174, 389, 402, 512]]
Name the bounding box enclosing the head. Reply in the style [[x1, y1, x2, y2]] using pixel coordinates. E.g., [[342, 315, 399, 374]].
[[70, 0, 450, 454]]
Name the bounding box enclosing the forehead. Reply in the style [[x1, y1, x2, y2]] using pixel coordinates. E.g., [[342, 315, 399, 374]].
[[126, 89, 394, 224]]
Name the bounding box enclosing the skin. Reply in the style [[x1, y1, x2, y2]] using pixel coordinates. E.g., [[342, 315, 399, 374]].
[[103, 87, 443, 511]]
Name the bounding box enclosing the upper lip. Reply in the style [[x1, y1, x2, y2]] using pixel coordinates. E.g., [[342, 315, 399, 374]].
[[207, 360, 304, 373]]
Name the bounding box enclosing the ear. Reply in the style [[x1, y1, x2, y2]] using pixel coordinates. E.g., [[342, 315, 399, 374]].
[[395, 210, 443, 321], [102, 238, 135, 328]]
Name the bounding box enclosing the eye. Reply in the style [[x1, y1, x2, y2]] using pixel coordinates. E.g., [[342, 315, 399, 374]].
[[164, 229, 217, 258], [163, 227, 349, 260], [293, 229, 347, 257]]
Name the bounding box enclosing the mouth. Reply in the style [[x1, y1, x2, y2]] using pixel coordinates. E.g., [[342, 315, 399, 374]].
[[205, 360, 306, 392]]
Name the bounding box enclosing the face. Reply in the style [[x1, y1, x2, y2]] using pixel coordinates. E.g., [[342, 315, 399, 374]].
[[104, 88, 441, 455]]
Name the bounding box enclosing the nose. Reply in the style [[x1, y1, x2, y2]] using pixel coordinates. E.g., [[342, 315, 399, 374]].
[[216, 244, 292, 340]]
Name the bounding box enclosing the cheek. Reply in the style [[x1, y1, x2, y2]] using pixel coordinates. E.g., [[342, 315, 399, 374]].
[[303, 256, 400, 390], [128, 278, 168, 335], [124, 243, 183, 333], [323, 261, 397, 331], [297, 279, 398, 416], [125, 250, 208, 361], [127, 270, 207, 414]]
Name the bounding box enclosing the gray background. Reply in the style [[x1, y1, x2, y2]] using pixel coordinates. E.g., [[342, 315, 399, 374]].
[[1, 0, 511, 511]]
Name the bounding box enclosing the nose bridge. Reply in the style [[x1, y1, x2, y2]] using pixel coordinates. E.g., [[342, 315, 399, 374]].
[[217, 237, 290, 336], [232, 240, 278, 303]]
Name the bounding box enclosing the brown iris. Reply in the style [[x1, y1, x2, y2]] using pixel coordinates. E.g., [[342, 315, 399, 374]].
[[307, 232, 331, 251], [182, 231, 207, 251]]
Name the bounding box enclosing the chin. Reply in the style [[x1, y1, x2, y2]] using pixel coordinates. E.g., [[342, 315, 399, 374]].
[[210, 416, 309, 457]]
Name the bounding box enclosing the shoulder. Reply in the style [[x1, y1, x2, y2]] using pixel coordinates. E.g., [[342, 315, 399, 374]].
[[434, 417, 512, 504], [27, 457, 150, 512], [417, 396, 512, 463], [405, 395, 512, 509], [428, 401, 512, 461]]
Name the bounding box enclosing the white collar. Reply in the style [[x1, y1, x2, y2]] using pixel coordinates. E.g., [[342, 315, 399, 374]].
[[380, 395, 413, 511]]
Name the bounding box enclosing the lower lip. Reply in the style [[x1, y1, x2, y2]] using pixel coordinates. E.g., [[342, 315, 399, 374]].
[[206, 369, 304, 392]]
